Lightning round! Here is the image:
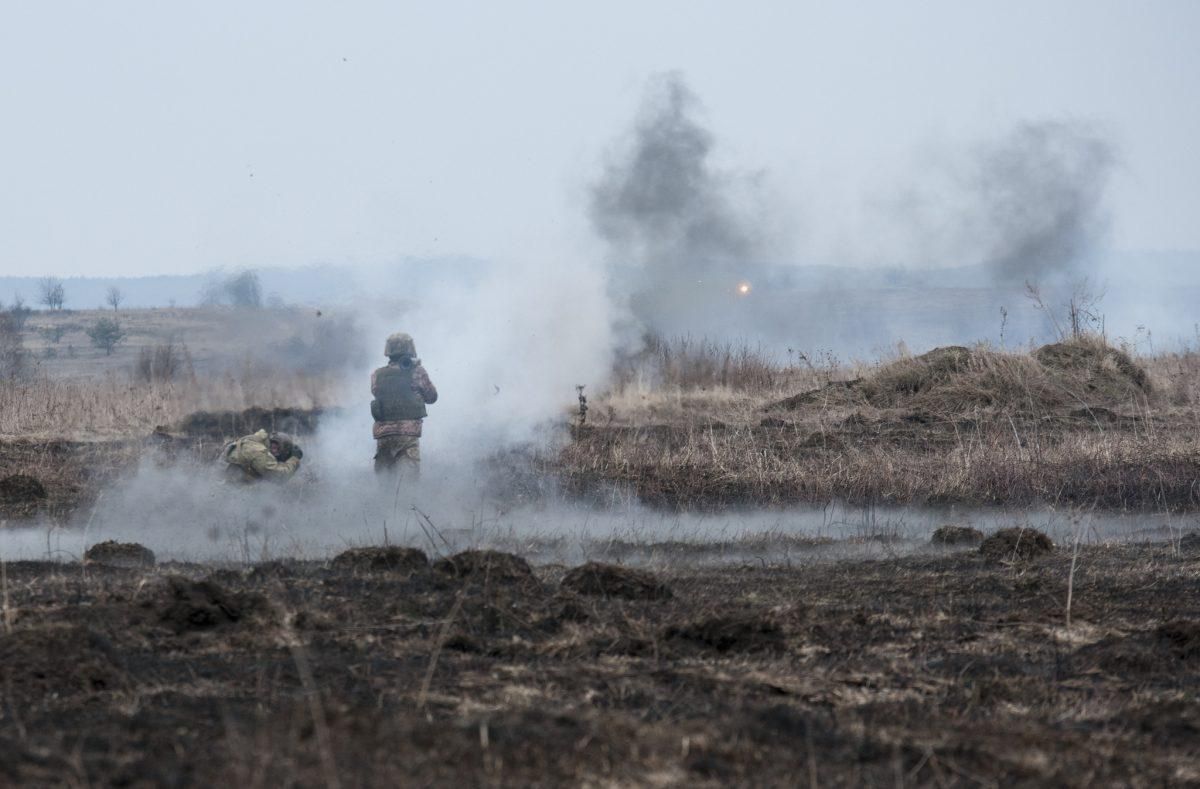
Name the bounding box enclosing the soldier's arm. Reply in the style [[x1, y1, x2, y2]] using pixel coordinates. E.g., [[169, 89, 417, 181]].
[[413, 365, 438, 404], [247, 445, 301, 480], [370, 368, 379, 396]]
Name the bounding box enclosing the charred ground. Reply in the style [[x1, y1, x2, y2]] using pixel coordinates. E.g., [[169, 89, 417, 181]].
[[2, 541, 1199, 786]]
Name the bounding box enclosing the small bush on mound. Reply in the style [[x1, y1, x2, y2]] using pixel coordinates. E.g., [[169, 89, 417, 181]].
[[433, 550, 535, 584], [84, 541, 156, 568], [665, 612, 784, 653], [157, 576, 269, 633], [331, 546, 428, 574], [560, 562, 673, 600], [931, 525, 985, 546], [979, 527, 1054, 562]]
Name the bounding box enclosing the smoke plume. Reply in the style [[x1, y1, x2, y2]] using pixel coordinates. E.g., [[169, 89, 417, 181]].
[[589, 73, 775, 344], [968, 121, 1115, 283], [887, 121, 1116, 285]]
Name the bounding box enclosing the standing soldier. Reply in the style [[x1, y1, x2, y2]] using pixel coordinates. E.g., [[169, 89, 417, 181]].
[[371, 332, 438, 476]]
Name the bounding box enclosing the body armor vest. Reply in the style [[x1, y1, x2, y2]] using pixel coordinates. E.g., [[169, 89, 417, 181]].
[[372, 364, 427, 422]]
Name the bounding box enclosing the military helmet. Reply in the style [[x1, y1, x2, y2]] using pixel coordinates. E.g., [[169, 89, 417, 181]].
[[385, 332, 416, 358], [268, 431, 296, 458]]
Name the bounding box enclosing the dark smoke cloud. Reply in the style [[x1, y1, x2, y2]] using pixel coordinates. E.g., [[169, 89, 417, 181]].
[[590, 73, 771, 343], [960, 121, 1115, 284]]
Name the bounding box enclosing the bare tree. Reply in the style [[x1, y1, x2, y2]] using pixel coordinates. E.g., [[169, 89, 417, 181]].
[[37, 277, 65, 310], [105, 285, 124, 311]]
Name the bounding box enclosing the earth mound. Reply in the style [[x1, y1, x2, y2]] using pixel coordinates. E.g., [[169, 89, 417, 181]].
[[1156, 620, 1200, 660], [0, 473, 47, 504], [767, 379, 864, 411], [331, 546, 429, 574], [84, 541, 156, 568], [931, 525, 985, 546], [560, 562, 673, 600], [765, 338, 1150, 417], [176, 406, 328, 439], [0, 625, 126, 705], [979, 528, 1054, 562], [1035, 338, 1150, 394], [156, 576, 269, 633], [0, 474, 48, 517], [1177, 532, 1200, 553], [665, 612, 785, 653], [862, 346, 974, 401], [433, 550, 535, 584]]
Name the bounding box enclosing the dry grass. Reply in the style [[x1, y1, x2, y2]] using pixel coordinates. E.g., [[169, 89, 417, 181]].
[[0, 366, 338, 439], [563, 335, 1200, 511]]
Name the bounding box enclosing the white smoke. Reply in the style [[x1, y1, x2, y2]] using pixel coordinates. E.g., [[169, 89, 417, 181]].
[[309, 252, 615, 473]]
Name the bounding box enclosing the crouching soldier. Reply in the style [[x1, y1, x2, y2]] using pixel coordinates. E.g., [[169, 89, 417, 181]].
[[222, 429, 303, 483], [371, 332, 437, 476]]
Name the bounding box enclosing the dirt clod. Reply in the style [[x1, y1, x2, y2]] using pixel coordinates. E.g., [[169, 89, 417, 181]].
[[433, 550, 535, 584], [331, 546, 428, 574], [84, 540, 156, 568], [979, 527, 1054, 561], [666, 612, 785, 653], [560, 562, 672, 600], [1156, 620, 1200, 660], [156, 576, 267, 633], [931, 525, 985, 546]]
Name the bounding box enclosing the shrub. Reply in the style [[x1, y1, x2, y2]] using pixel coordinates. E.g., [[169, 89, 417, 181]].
[[86, 318, 126, 356], [134, 341, 193, 383]]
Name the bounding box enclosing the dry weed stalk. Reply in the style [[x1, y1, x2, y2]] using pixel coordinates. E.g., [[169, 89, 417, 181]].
[[1, 553, 12, 635], [283, 620, 341, 789]]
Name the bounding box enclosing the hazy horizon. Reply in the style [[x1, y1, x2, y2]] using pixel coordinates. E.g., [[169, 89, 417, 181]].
[[3, 2, 1199, 279]]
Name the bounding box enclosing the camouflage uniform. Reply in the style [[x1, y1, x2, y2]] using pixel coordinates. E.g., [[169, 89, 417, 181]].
[[222, 429, 301, 483], [372, 333, 438, 475]]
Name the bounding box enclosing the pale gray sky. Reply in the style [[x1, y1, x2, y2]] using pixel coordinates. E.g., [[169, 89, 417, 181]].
[[2, 1, 1197, 277]]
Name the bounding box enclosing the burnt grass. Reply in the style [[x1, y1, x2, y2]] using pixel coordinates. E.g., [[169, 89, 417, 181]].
[[2, 545, 1198, 785]]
